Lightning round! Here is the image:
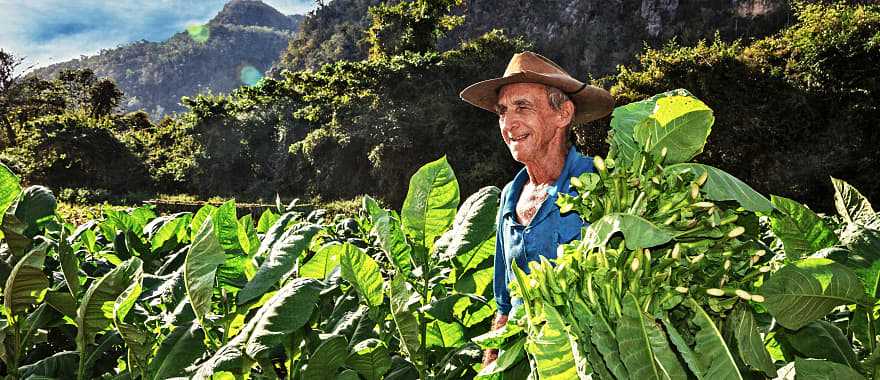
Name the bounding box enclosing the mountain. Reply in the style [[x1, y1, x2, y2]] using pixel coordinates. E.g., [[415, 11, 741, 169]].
[[31, 0, 304, 118], [274, 0, 794, 79]]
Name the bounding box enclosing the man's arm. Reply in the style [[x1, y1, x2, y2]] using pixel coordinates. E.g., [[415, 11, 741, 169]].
[[484, 198, 510, 367]]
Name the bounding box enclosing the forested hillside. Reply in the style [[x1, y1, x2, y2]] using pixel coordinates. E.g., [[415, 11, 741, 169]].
[[29, 0, 303, 118], [274, 0, 795, 77]]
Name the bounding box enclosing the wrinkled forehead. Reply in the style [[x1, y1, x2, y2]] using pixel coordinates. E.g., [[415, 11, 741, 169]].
[[496, 82, 549, 106]]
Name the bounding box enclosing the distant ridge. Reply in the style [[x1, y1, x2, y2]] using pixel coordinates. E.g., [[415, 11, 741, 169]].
[[210, 0, 301, 30], [31, 0, 304, 118]]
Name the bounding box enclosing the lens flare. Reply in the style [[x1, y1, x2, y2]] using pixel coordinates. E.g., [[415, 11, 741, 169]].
[[186, 24, 210, 43], [240, 66, 263, 86]]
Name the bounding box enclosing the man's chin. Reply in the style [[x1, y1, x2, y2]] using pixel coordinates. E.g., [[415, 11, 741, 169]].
[[507, 148, 533, 165]]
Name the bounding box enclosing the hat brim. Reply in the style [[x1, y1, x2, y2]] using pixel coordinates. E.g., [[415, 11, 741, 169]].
[[460, 71, 615, 125]]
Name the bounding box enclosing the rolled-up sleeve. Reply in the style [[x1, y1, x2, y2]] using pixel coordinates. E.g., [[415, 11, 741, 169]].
[[493, 198, 511, 315]]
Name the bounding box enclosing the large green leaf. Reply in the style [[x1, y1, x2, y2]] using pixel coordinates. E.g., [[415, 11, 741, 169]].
[[660, 313, 705, 379], [193, 340, 250, 379], [769, 195, 839, 260], [18, 350, 78, 379], [190, 204, 217, 242], [45, 291, 77, 319], [665, 163, 773, 213], [302, 335, 349, 378], [793, 358, 866, 380], [238, 214, 259, 256], [786, 320, 859, 368], [113, 264, 148, 377], [0, 162, 20, 225], [340, 243, 384, 308], [608, 95, 654, 166], [633, 94, 713, 165], [237, 224, 320, 304], [401, 155, 460, 253], [440, 186, 499, 272], [363, 195, 386, 223], [300, 242, 344, 280], [617, 293, 660, 380], [147, 322, 206, 380], [244, 278, 322, 359], [761, 258, 870, 329], [255, 212, 297, 255], [256, 209, 279, 234], [731, 305, 776, 377], [11, 185, 56, 228], [832, 177, 878, 228], [372, 213, 413, 276], [57, 236, 80, 298], [529, 302, 580, 379], [472, 321, 523, 349], [591, 309, 630, 380], [584, 213, 672, 250], [389, 275, 421, 369], [840, 227, 880, 297], [76, 257, 143, 350], [688, 299, 743, 380], [149, 213, 189, 252], [346, 338, 392, 380], [3, 242, 49, 322], [645, 316, 688, 380], [212, 200, 243, 254], [426, 319, 465, 348], [184, 216, 226, 328], [2, 186, 56, 258]]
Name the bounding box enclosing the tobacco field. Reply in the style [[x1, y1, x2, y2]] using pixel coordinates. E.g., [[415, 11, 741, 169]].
[[1, 89, 879, 379]]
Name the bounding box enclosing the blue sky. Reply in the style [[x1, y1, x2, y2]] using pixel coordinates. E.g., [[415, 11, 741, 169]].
[[0, 0, 318, 72]]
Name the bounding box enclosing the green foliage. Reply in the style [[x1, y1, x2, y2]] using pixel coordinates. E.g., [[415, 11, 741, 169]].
[[611, 1, 880, 212], [365, 0, 464, 59], [1, 111, 151, 194], [0, 153, 500, 379]]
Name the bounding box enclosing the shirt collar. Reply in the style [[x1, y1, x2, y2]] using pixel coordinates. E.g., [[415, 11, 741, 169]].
[[501, 145, 580, 220]]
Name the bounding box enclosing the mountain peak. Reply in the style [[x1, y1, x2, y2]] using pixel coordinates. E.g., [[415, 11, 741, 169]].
[[210, 0, 300, 31]]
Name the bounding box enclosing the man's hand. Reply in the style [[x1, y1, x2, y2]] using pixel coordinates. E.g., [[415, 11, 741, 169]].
[[481, 314, 509, 367]]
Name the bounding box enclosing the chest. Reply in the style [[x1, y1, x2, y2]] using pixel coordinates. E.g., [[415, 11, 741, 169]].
[[515, 189, 549, 226]]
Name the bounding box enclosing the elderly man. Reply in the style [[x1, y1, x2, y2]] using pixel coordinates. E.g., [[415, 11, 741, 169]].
[[459, 51, 614, 365]]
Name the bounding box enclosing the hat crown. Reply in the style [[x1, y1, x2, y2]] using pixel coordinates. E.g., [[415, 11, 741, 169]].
[[503, 51, 572, 78]]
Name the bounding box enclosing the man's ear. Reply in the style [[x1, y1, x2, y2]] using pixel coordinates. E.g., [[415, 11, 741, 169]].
[[558, 100, 575, 128]]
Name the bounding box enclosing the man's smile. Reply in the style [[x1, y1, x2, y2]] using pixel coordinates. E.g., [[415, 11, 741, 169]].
[[510, 133, 530, 142]]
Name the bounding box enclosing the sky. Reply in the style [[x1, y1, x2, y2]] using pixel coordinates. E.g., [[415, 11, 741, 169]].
[[0, 0, 318, 73]]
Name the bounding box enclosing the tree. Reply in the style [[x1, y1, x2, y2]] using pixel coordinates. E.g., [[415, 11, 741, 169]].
[[0, 50, 30, 147], [365, 0, 464, 59], [88, 78, 123, 117]]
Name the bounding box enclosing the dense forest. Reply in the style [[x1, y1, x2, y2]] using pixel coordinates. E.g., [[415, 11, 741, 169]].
[[1, 0, 878, 212]]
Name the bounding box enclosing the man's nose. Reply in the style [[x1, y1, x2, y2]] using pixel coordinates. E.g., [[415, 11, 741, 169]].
[[499, 115, 518, 132]]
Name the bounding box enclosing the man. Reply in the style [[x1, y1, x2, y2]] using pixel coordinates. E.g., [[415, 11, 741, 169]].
[[459, 51, 614, 365]]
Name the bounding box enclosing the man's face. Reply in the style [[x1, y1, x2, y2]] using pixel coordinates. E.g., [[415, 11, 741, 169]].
[[496, 83, 569, 164]]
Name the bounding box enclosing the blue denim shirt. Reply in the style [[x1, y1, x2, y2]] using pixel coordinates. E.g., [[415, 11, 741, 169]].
[[494, 146, 594, 315]]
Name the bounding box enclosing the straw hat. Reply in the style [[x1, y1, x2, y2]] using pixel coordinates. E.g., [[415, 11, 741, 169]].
[[460, 51, 614, 125]]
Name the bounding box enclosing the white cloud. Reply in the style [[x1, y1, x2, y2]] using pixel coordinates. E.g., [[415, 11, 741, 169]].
[[0, 0, 317, 73]]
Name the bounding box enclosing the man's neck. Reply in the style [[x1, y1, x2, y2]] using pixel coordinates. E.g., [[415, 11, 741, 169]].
[[523, 143, 569, 186]]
